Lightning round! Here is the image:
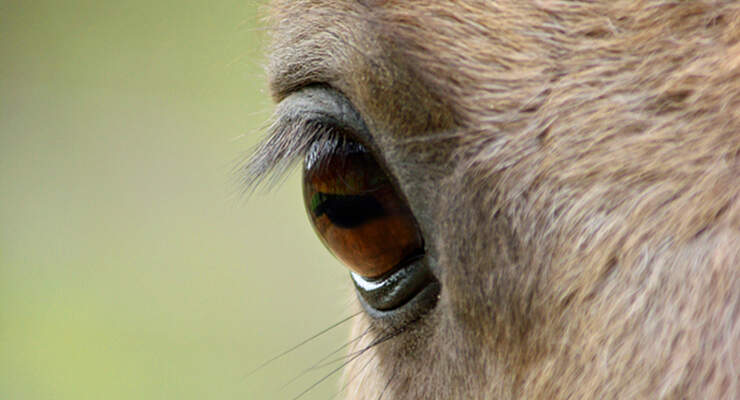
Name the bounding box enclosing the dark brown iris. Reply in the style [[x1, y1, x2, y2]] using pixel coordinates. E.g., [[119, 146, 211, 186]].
[[303, 136, 423, 278]]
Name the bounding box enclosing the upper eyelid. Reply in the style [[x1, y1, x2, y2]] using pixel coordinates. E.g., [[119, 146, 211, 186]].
[[241, 86, 373, 193], [277, 85, 372, 146]]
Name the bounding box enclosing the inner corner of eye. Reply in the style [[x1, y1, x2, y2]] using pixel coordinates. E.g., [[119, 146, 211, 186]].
[[301, 136, 424, 279]]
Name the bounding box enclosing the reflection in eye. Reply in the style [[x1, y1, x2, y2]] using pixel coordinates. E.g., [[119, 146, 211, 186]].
[[303, 135, 424, 279]]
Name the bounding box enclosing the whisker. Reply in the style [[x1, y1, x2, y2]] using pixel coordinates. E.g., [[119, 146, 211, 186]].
[[377, 365, 397, 400], [289, 351, 367, 400], [289, 327, 405, 400], [316, 325, 397, 368], [246, 312, 361, 378], [329, 352, 377, 400], [311, 326, 371, 367], [304, 344, 373, 373], [280, 326, 372, 389]]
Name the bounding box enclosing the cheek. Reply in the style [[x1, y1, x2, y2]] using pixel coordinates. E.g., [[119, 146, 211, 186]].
[[432, 172, 524, 335]]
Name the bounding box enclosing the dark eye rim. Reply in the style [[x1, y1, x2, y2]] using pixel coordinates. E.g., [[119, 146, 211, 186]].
[[292, 85, 441, 324], [352, 250, 440, 310]]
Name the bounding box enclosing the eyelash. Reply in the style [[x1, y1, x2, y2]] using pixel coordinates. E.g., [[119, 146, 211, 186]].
[[242, 119, 342, 194]]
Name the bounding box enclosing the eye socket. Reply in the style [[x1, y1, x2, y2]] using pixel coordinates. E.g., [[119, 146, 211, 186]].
[[302, 134, 424, 279]]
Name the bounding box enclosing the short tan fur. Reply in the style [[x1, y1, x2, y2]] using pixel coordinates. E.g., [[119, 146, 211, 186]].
[[264, 1, 739, 398]]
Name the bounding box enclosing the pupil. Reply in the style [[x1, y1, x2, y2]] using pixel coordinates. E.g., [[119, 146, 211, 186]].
[[311, 193, 385, 229]]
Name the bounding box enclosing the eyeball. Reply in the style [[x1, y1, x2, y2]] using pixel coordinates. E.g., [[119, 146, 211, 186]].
[[303, 135, 423, 279]]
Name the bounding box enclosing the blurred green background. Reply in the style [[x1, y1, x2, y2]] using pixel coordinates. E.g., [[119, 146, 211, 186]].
[[1, 1, 352, 399]]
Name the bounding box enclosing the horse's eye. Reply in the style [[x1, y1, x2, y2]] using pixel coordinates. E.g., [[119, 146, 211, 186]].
[[303, 135, 423, 279]]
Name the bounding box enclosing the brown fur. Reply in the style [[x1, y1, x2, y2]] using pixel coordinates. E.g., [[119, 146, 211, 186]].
[[266, 1, 739, 398]]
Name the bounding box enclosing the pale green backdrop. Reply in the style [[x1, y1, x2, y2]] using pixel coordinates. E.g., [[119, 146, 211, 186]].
[[1, 1, 352, 399]]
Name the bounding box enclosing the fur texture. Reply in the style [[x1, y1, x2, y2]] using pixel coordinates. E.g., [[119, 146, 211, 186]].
[[265, 1, 740, 398]]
